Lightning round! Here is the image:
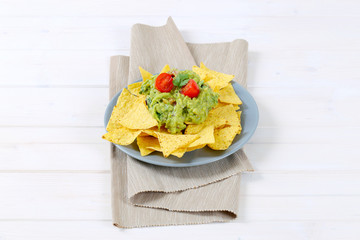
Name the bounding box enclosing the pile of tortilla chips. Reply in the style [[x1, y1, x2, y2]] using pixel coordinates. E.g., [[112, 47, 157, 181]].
[[102, 63, 242, 158]]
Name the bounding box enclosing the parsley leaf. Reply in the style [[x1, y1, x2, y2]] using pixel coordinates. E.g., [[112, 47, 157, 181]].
[[173, 72, 190, 87]]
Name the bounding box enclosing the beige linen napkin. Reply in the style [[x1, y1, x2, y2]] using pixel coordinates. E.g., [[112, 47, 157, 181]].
[[110, 17, 253, 228]]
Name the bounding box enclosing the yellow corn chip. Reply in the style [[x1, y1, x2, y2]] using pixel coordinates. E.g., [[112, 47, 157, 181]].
[[141, 126, 168, 137], [107, 89, 138, 131], [139, 67, 152, 81], [192, 66, 212, 82], [219, 83, 242, 105], [187, 144, 206, 152], [137, 136, 157, 156], [194, 63, 234, 91], [200, 62, 234, 82], [215, 102, 240, 110], [145, 137, 186, 158], [155, 132, 199, 157], [237, 111, 242, 121], [207, 77, 229, 92], [188, 125, 215, 148], [207, 126, 238, 150], [127, 82, 143, 96], [210, 104, 240, 132], [119, 96, 158, 129], [145, 141, 161, 152], [185, 112, 227, 134], [171, 148, 187, 158], [102, 127, 141, 145], [161, 64, 170, 73], [237, 111, 242, 134]]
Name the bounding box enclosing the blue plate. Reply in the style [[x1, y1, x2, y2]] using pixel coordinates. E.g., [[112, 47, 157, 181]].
[[104, 80, 259, 167]]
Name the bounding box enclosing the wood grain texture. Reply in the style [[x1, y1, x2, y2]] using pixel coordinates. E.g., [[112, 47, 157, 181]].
[[0, 0, 359, 238], [1, 173, 360, 221], [1, 221, 360, 240]]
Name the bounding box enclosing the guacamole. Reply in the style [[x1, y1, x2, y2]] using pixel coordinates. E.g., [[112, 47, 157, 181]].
[[139, 69, 219, 133]]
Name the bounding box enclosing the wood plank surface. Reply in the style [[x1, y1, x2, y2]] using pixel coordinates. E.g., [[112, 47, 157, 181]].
[[1, 0, 359, 238]]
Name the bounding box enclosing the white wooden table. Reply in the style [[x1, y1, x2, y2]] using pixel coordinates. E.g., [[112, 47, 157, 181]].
[[1, 1, 359, 239]]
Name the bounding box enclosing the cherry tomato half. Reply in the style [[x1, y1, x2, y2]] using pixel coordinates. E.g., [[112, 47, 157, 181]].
[[181, 79, 200, 98], [155, 73, 174, 92]]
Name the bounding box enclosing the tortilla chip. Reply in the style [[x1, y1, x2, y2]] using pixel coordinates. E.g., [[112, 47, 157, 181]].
[[188, 125, 215, 148], [119, 96, 158, 129], [207, 126, 238, 150], [219, 83, 242, 105], [155, 132, 199, 157], [206, 77, 229, 92], [102, 127, 141, 145], [215, 102, 240, 110], [192, 66, 212, 82], [146, 141, 161, 152], [194, 63, 234, 91], [144, 137, 186, 158], [171, 148, 187, 158], [161, 64, 170, 73], [137, 136, 157, 156], [185, 113, 227, 134], [210, 104, 240, 132], [237, 111, 242, 121], [200, 62, 234, 83], [107, 89, 138, 131], [142, 126, 168, 137], [237, 111, 242, 134], [127, 82, 143, 96], [139, 67, 152, 81], [187, 144, 206, 152]]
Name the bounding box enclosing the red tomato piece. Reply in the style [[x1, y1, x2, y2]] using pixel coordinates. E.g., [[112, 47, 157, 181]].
[[155, 73, 174, 92], [181, 79, 200, 98]]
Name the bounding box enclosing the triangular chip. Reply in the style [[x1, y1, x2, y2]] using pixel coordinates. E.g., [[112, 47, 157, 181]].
[[141, 126, 167, 137], [139, 67, 152, 81], [200, 62, 234, 83], [102, 127, 141, 145], [127, 82, 143, 96], [160, 64, 170, 73], [171, 148, 187, 158], [145, 140, 161, 152], [106, 88, 137, 131], [237, 111, 242, 134], [193, 65, 228, 92], [237, 111, 242, 121], [187, 144, 206, 152], [137, 136, 157, 156], [119, 96, 158, 129], [210, 104, 240, 132], [188, 125, 215, 148], [144, 137, 186, 158], [206, 77, 229, 92], [192, 66, 212, 82], [218, 83, 242, 105], [185, 112, 227, 134], [207, 126, 238, 150], [155, 132, 199, 157], [215, 102, 240, 110]]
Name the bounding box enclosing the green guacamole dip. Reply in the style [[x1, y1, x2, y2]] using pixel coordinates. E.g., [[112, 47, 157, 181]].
[[139, 70, 219, 134]]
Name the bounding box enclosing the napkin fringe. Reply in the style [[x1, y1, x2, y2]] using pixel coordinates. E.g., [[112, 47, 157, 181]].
[[129, 203, 237, 218], [128, 172, 241, 200], [113, 218, 230, 229]]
